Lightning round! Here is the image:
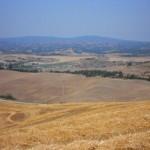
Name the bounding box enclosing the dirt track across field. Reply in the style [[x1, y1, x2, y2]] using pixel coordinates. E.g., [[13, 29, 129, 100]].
[[0, 100, 150, 150]]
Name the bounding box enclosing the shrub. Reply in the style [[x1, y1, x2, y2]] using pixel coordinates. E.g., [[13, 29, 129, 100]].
[[0, 94, 16, 100]]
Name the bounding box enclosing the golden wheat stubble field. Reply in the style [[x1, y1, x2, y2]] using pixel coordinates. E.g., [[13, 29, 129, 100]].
[[0, 70, 150, 149], [1, 70, 150, 103], [0, 100, 150, 150]]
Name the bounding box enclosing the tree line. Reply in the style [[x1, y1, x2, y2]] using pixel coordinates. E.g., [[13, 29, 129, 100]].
[[0, 62, 150, 81], [50, 70, 150, 81]]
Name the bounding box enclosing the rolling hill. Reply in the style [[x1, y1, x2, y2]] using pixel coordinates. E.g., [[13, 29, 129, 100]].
[[0, 36, 150, 55], [0, 70, 150, 103]]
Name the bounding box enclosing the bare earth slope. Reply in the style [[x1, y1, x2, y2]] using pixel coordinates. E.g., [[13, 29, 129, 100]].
[[0, 70, 150, 103], [0, 100, 150, 150]]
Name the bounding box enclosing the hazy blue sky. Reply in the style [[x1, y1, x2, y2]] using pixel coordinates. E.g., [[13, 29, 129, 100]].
[[0, 0, 150, 41]]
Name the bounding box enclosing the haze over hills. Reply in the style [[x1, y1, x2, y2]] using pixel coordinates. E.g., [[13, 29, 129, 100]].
[[1, 0, 150, 149], [0, 36, 150, 55]]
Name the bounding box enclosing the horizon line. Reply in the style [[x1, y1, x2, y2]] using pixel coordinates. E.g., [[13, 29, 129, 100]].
[[0, 35, 149, 43]]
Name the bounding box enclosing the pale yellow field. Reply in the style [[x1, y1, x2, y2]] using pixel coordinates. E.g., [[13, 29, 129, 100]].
[[1, 70, 150, 103], [0, 100, 150, 150], [0, 54, 94, 64], [106, 53, 150, 62]]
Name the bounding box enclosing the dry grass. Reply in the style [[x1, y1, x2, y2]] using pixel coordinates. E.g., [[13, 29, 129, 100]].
[[0, 70, 150, 103], [0, 54, 94, 64], [106, 53, 150, 62], [0, 100, 150, 150]]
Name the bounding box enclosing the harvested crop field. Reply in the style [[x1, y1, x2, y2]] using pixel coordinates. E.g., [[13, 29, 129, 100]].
[[0, 100, 150, 150], [0, 70, 150, 103]]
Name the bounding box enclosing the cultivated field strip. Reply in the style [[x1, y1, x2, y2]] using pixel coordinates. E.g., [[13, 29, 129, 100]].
[[1, 70, 150, 103], [0, 100, 150, 149]]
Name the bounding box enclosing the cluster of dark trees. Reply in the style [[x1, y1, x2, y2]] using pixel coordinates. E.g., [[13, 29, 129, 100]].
[[0, 63, 40, 73], [0, 94, 16, 100], [10, 68, 40, 73], [50, 70, 150, 81], [69, 70, 123, 78]]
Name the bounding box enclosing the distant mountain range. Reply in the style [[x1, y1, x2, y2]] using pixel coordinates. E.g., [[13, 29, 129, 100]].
[[0, 36, 150, 55]]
